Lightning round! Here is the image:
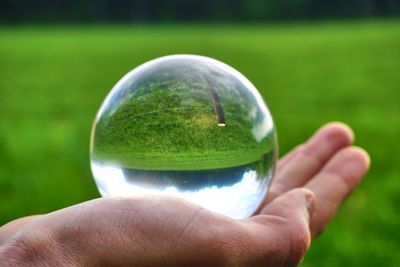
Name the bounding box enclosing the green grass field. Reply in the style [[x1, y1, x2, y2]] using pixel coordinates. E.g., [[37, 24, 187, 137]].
[[92, 58, 275, 170], [0, 19, 399, 266]]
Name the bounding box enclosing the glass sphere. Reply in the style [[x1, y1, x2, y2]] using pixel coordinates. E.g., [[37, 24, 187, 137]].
[[90, 55, 277, 219]]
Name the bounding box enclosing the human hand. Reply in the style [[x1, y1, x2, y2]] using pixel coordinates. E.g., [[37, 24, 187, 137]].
[[0, 122, 370, 266]]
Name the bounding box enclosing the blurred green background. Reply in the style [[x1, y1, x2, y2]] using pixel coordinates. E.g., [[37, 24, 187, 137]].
[[1, 1, 400, 266]]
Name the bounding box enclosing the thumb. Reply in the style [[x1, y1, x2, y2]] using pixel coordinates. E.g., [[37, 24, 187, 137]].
[[258, 188, 316, 266], [260, 188, 316, 224]]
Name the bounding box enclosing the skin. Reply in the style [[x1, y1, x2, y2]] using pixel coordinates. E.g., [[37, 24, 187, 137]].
[[0, 122, 370, 266]]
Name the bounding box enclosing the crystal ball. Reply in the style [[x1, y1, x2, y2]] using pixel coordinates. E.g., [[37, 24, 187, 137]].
[[90, 55, 277, 219]]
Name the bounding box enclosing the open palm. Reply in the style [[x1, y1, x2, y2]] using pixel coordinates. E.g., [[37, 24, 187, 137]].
[[0, 122, 370, 266]]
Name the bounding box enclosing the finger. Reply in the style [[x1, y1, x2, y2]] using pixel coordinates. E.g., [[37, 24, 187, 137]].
[[305, 146, 370, 238], [0, 215, 42, 245], [251, 188, 316, 265], [258, 188, 316, 223], [268, 122, 354, 203], [275, 144, 304, 174]]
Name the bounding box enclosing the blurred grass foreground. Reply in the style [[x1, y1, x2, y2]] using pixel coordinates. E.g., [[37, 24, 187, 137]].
[[0, 19, 399, 266]]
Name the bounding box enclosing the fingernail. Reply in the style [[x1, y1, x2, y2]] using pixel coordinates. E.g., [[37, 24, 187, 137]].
[[306, 195, 315, 216]]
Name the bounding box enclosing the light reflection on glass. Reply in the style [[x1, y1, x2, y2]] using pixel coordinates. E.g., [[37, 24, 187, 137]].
[[92, 160, 272, 219]]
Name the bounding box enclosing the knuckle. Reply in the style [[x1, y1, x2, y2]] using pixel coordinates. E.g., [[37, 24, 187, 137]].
[[287, 223, 311, 266]]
